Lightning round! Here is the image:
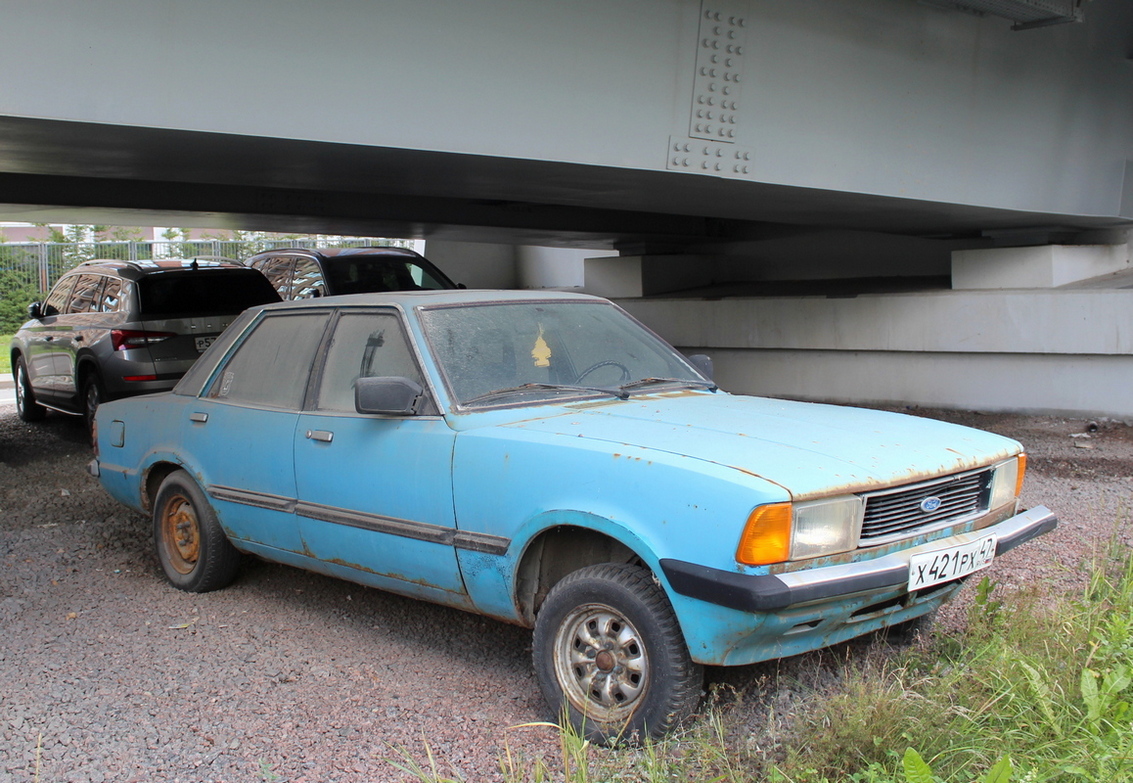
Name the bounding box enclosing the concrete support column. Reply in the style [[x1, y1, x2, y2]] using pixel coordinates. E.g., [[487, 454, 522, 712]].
[[952, 243, 1131, 289], [516, 246, 588, 289], [421, 240, 518, 289], [584, 254, 715, 298]]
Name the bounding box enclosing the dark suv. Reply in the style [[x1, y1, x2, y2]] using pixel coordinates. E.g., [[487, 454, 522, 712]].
[[10, 257, 280, 426], [244, 246, 458, 300]]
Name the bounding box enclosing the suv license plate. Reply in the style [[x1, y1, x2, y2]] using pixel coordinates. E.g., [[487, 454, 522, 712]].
[[194, 336, 216, 353], [909, 533, 997, 591]]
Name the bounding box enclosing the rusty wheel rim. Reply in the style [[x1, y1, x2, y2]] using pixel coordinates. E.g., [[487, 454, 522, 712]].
[[160, 494, 200, 575], [553, 602, 649, 724]]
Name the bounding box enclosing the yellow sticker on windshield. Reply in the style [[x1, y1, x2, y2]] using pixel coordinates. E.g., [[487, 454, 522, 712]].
[[532, 324, 552, 367]]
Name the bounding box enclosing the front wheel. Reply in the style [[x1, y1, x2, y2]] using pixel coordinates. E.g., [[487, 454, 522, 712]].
[[153, 470, 241, 592], [532, 563, 703, 744], [13, 356, 46, 422]]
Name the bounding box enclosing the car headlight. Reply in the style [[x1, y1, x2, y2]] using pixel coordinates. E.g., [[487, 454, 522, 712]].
[[988, 454, 1026, 512], [736, 495, 864, 566]]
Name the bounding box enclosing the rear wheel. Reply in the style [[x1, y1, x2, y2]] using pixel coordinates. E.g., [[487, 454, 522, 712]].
[[13, 356, 46, 422], [532, 563, 703, 744], [81, 371, 104, 441], [153, 470, 241, 592]]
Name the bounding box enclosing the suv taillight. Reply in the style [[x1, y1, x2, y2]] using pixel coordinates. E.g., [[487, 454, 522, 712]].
[[111, 329, 176, 351]]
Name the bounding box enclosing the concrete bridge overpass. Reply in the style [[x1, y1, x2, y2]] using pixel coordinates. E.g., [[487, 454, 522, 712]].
[[2, 0, 1132, 416]]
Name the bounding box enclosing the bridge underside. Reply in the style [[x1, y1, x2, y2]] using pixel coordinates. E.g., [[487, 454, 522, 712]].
[[0, 116, 1125, 253]]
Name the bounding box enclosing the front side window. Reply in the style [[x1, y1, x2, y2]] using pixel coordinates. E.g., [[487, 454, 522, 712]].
[[316, 311, 424, 412], [43, 276, 77, 316], [207, 313, 329, 409], [420, 300, 704, 407]]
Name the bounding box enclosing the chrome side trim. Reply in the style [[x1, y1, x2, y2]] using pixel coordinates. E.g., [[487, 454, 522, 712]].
[[208, 485, 295, 513]]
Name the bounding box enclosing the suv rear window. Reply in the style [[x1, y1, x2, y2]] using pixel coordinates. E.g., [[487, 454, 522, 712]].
[[138, 270, 280, 317]]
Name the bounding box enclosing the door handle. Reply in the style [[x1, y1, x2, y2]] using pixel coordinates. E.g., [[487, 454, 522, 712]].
[[306, 430, 334, 443], [189, 412, 208, 423]]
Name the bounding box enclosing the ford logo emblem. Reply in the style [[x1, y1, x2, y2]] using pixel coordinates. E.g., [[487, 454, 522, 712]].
[[920, 496, 943, 513]]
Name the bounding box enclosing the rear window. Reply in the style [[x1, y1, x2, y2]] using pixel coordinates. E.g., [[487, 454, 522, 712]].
[[138, 270, 281, 317]]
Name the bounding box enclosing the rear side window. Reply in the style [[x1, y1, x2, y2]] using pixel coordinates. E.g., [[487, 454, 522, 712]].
[[207, 313, 329, 409], [138, 270, 280, 317], [67, 274, 104, 314], [98, 277, 126, 312]]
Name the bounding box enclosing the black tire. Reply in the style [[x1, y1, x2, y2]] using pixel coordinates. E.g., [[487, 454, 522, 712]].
[[153, 471, 241, 593], [13, 355, 46, 422], [532, 563, 703, 744], [81, 371, 104, 442]]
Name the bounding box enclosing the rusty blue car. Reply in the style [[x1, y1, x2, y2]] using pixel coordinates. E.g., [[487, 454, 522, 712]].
[[89, 290, 1057, 742]]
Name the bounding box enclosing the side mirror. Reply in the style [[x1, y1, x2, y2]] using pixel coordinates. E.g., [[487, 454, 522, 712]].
[[354, 376, 424, 415], [27, 302, 43, 320], [687, 354, 714, 380]]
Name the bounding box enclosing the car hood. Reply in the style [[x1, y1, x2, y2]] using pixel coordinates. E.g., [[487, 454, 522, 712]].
[[500, 392, 1020, 498]]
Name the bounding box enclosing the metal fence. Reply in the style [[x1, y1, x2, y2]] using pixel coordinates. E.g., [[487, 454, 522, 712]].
[[0, 238, 412, 294]]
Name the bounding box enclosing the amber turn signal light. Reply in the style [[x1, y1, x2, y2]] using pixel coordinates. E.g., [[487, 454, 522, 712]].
[[736, 502, 792, 566]]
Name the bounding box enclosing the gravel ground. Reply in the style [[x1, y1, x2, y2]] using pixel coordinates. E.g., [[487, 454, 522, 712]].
[[1, 401, 1130, 782]]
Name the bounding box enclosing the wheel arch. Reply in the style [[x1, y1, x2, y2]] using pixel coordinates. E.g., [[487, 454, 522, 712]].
[[75, 354, 103, 390], [141, 460, 190, 514], [512, 514, 658, 626]]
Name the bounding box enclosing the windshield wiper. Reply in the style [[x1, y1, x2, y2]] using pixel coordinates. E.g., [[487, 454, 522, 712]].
[[463, 382, 629, 406], [619, 377, 718, 394]]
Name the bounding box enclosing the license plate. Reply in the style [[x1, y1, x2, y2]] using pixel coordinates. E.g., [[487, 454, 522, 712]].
[[194, 336, 216, 353], [909, 533, 997, 591]]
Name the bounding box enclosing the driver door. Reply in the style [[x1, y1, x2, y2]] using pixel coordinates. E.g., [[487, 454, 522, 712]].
[[293, 309, 469, 607]]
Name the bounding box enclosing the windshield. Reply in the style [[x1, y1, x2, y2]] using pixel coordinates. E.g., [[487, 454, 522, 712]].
[[419, 300, 707, 407], [324, 257, 452, 295]]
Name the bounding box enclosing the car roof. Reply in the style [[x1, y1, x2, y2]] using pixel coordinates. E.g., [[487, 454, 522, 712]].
[[246, 246, 424, 262], [71, 257, 249, 281], [255, 288, 607, 312]]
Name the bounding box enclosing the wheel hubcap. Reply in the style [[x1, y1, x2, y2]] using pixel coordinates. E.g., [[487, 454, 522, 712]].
[[161, 496, 200, 575], [554, 603, 649, 721]]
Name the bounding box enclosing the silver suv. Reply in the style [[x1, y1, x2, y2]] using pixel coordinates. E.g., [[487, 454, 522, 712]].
[[9, 257, 280, 427]]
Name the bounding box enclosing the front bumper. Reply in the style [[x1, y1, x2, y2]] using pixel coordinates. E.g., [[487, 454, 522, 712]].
[[661, 505, 1057, 614]]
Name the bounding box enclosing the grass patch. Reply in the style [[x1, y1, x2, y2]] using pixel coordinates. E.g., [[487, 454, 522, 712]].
[[1, 334, 12, 375], [772, 546, 1133, 782], [389, 528, 1133, 782]]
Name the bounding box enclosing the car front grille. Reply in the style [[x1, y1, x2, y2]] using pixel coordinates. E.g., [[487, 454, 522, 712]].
[[858, 467, 993, 545]]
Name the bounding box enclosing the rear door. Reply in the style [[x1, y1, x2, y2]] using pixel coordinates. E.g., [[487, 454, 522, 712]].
[[179, 310, 332, 554], [51, 273, 108, 399]]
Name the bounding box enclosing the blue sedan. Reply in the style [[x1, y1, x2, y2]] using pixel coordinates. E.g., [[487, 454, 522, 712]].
[[90, 290, 1057, 742]]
